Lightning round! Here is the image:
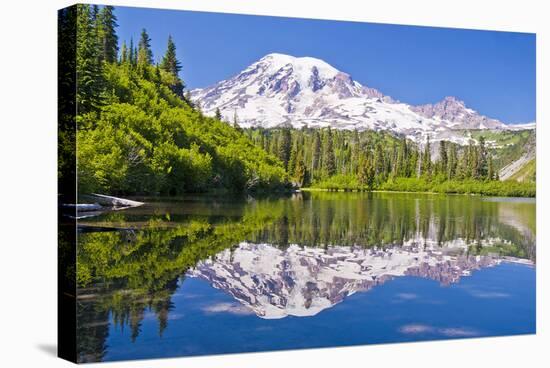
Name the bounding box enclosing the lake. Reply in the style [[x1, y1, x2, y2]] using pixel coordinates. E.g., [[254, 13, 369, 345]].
[[75, 192, 536, 363]]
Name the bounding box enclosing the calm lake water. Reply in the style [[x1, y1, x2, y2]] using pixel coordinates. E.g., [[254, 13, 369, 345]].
[[76, 192, 536, 363]]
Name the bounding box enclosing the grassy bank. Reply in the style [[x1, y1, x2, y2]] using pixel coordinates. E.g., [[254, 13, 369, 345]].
[[306, 175, 535, 197]]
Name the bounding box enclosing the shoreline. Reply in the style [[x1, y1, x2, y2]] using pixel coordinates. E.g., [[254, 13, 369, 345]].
[[300, 187, 536, 198]]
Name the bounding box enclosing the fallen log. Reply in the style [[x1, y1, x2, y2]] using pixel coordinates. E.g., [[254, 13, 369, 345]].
[[61, 203, 103, 212], [60, 194, 145, 219], [85, 193, 144, 209]]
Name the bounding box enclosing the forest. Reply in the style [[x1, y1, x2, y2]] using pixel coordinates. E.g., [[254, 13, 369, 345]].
[[244, 127, 534, 197], [63, 5, 535, 197], [68, 4, 287, 195]]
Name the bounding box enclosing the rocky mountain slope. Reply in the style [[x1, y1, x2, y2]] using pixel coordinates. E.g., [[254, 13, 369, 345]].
[[499, 132, 536, 181], [192, 53, 533, 144]]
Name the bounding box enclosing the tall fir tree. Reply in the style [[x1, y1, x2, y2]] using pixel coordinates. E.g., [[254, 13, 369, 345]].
[[469, 141, 479, 178], [120, 41, 128, 64], [396, 138, 408, 177], [160, 35, 182, 75], [322, 129, 336, 177], [287, 144, 296, 177], [438, 140, 448, 175], [447, 143, 458, 179], [476, 136, 488, 179], [137, 28, 153, 66], [421, 136, 432, 177], [76, 4, 103, 114], [350, 130, 360, 175], [487, 155, 495, 180], [97, 5, 118, 63], [278, 129, 292, 170], [293, 149, 308, 187], [374, 143, 385, 178], [311, 131, 322, 178], [232, 110, 241, 131], [358, 154, 375, 190], [128, 37, 135, 65], [160, 35, 185, 96], [214, 107, 222, 121]]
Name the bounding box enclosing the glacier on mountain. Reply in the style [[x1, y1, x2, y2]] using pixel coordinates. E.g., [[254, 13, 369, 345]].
[[191, 53, 534, 144]]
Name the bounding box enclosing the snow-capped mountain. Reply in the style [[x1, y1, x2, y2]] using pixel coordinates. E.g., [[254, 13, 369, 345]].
[[188, 239, 530, 319], [191, 53, 531, 142]]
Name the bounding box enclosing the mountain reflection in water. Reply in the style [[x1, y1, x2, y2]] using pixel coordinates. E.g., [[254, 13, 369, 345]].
[[74, 192, 535, 362], [188, 240, 531, 319]]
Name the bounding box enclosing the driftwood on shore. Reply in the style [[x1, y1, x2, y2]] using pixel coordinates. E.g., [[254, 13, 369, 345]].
[[61, 203, 103, 212], [61, 194, 144, 219], [81, 193, 144, 210]]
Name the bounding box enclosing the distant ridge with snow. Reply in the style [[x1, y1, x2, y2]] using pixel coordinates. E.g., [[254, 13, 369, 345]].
[[192, 53, 535, 144]]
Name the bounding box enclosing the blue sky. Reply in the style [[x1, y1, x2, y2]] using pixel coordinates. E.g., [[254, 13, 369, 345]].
[[114, 6, 535, 124]]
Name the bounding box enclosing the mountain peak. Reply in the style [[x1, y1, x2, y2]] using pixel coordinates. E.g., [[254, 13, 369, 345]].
[[410, 96, 505, 130], [191, 54, 510, 138], [257, 53, 341, 81], [441, 96, 465, 105]]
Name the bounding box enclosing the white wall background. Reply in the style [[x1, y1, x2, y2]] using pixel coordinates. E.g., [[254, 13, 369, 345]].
[[0, 0, 547, 367]]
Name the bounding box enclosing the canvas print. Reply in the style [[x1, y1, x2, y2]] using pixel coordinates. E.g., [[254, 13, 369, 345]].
[[58, 4, 536, 363]]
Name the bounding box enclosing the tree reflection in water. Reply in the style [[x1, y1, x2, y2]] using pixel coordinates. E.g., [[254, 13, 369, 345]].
[[74, 192, 535, 362]]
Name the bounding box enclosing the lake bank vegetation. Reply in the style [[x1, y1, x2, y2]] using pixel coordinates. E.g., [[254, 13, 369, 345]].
[[70, 5, 288, 196], [246, 128, 535, 197]]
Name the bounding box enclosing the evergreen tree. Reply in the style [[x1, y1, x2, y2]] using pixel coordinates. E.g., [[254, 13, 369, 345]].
[[128, 37, 135, 65], [409, 149, 419, 178], [120, 41, 128, 64], [487, 155, 495, 181], [154, 64, 162, 85], [421, 136, 432, 177], [396, 138, 408, 177], [469, 141, 478, 179], [447, 143, 458, 179], [374, 143, 385, 178], [494, 165, 500, 181], [438, 140, 448, 175], [293, 149, 308, 187], [160, 35, 185, 96], [97, 5, 118, 63], [137, 28, 153, 66], [58, 5, 77, 191], [322, 129, 336, 177], [160, 35, 182, 76], [458, 144, 471, 179], [350, 130, 360, 175], [214, 107, 222, 121], [476, 136, 488, 179], [132, 42, 138, 65], [288, 141, 297, 177], [268, 134, 278, 156], [278, 129, 292, 170], [311, 131, 322, 177], [358, 154, 375, 190], [232, 111, 240, 130], [76, 4, 103, 114]]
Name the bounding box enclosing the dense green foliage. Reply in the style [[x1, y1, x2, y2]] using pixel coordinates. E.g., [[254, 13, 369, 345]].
[[244, 127, 535, 196], [75, 5, 288, 195], [309, 176, 535, 197]]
